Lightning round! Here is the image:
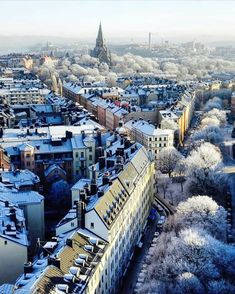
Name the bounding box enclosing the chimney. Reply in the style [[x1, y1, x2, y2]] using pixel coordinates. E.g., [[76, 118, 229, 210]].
[[66, 238, 73, 248], [48, 257, 61, 269], [98, 190, 104, 198], [90, 166, 98, 195], [79, 190, 86, 202], [97, 130, 102, 146], [24, 262, 33, 276], [76, 200, 86, 229], [106, 159, 115, 168], [90, 180, 97, 195], [131, 146, 135, 154], [102, 173, 110, 186], [81, 130, 85, 139], [98, 156, 106, 170], [124, 138, 131, 149]]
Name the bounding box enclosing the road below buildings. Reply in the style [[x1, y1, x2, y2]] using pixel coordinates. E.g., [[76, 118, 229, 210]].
[[120, 195, 173, 294], [120, 221, 157, 294], [223, 164, 235, 239], [227, 168, 235, 239]]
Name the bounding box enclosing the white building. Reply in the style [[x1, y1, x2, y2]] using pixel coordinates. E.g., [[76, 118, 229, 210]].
[[0, 197, 28, 284], [124, 119, 174, 160]]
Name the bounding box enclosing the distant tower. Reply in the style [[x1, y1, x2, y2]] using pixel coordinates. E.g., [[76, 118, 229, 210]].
[[90, 22, 112, 65], [149, 32, 151, 50]]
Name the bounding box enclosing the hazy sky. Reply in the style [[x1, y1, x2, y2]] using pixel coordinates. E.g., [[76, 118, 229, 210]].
[[1, 0, 235, 42]]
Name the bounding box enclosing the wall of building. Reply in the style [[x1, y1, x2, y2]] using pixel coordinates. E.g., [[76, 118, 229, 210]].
[[23, 201, 45, 244], [0, 238, 27, 284]]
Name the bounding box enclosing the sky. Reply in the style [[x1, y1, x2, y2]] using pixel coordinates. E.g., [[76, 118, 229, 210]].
[[0, 0, 235, 43]]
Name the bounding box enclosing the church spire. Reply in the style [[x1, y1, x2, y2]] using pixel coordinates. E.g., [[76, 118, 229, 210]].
[[96, 22, 104, 47]]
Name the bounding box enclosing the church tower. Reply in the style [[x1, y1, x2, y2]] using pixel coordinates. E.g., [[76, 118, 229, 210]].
[[96, 22, 104, 47], [90, 22, 112, 66]]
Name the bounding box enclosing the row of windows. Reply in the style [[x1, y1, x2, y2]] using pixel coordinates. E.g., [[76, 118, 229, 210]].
[[149, 143, 167, 148], [149, 136, 167, 141]]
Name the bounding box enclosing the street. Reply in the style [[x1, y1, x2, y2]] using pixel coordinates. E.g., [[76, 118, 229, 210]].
[[120, 220, 157, 294]]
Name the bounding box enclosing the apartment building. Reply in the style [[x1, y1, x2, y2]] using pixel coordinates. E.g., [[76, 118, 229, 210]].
[[0, 197, 28, 284], [124, 119, 174, 159], [0, 122, 105, 183], [0, 169, 45, 244], [0, 76, 50, 105], [158, 90, 196, 144], [13, 137, 155, 294]]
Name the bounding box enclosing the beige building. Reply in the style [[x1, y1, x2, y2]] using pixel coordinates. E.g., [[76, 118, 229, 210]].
[[124, 119, 174, 160]]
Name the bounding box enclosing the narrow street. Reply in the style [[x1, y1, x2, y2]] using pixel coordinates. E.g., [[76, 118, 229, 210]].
[[120, 221, 157, 294], [227, 168, 235, 239]]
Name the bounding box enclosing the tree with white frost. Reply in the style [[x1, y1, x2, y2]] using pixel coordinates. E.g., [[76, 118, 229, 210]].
[[49, 179, 71, 211], [208, 280, 235, 294], [175, 196, 227, 241], [185, 142, 226, 195], [173, 159, 187, 192], [203, 108, 227, 126], [200, 116, 220, 127], [204, 97, 222, 111], [156, 147, 183, 177], [192, 125, 223, 144], [138, 227, 235, 294], [156, 172, 171, 198]]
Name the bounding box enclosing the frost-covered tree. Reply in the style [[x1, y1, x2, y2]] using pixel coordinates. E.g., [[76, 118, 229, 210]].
[[156, 172, 171, 198], [138, 227, 235, 294], [204, 97, 222, 111], [49, 179, 71, 210], [200, 116, 220, 127], [192, 125, 223, 144], [157, 147, 183, 177], [174, 159, 186, 192], [203, 108, 227, 126], [175, 196, 227, 240], [174, 272, 204, 294], [208, 280, 235, 294], [185, 142, 226, 195]]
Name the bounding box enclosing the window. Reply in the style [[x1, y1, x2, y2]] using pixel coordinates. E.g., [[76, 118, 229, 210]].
[[26, 162, 30, 167], [4, 240, 7, 245], [89, 147, 92, 152], [26, 154, 30, 158], [71, 222, 74, 227], [89, 155, 92, 161], [159, 143, 161, 147], [159, 137, 162, 141], [75, 152, 78, 158], [81, 152, 84, 157], [90, 222, 94, 229], [164, 137, 167, 141], [149, 138, 152, 141]]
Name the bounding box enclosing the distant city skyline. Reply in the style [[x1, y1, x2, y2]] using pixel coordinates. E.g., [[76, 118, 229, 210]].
[[0, 0, 235, 43]]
